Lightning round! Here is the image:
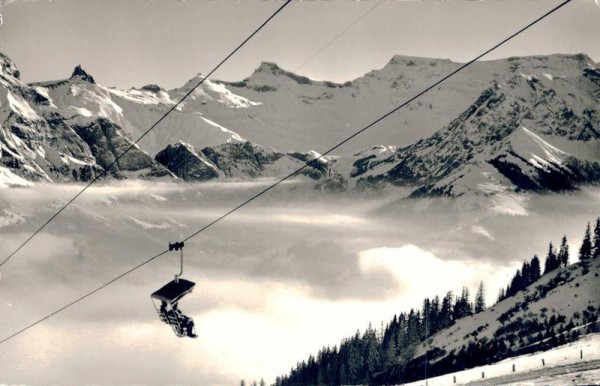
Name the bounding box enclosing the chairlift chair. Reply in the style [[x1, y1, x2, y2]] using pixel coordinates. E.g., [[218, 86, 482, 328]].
[[151, 241, 198, 338]]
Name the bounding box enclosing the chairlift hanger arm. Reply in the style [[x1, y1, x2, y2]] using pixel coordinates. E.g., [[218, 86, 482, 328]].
[[169, 241, 185, 282]]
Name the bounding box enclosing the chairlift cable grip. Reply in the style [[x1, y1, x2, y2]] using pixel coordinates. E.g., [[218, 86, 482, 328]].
[[169, 241, 185, 283], [175, 248, 183, 283]]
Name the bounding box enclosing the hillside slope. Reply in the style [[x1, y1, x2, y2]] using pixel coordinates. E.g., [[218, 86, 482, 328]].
[[275, 241, 600, 386], [404, 333, 600, 386], [402, 257, 600, 382]]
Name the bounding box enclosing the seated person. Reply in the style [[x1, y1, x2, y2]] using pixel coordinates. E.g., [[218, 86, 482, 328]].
[[183, 316, 197, 338], [159, 302, 196, 338], [159, 301, 169, 324], [175, 309, 197, 338]]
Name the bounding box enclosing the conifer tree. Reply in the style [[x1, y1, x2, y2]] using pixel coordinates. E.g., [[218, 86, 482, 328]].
[[509, 269, 523, 296], [464, 287, 473, 316], [453, 287, 473, 319], [430, 296, 441, 335], [497, 287, 505, 303], [475, 281, 486, 314], [440, 292, 454, 329], [593, 217, 600, 259], [530, 255, 541, 281], [422, 298, 432, 337], [397, 313, 407, 349], [346, 332, 362, 382], [558, 235, 569, 267], [405, 310, 420, 346], [521, 261, 532, 286], [544, 242, 558, 274], [363, 324, 380, 382], [452, 297, 460, 320], [579, 222, 593, 261]]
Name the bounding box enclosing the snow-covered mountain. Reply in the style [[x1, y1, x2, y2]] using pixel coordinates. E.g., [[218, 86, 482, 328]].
[[0, 55, 172, 183], [346, 55, 600, 197], [219, 54, 600, 153], [34, 67, 251, 155], [1, 51, 599, 195], [0, 52, 260, 185]]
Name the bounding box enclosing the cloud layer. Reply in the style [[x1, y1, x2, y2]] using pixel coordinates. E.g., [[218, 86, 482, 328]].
[[1, 182, 599, 384]]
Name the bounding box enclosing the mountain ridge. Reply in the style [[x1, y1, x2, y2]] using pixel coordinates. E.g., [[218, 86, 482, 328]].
[[1, 51, 599, 197]]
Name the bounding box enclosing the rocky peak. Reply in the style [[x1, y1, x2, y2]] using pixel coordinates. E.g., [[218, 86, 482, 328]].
[[175, 73, 206, 93], [0, 52, 21, 79], [141, 84, 162, 93], [70, 65, 95, 84], [255, 61, 283, 75], [387, 55, 453, 67], [250, 62, 313, 86], [560, 53, 594, 66]]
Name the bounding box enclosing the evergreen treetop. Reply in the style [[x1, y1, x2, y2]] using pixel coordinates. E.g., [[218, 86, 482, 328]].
[[475, 281, 486, 314], [579, 222, 593, 261], [558, 235, 570, 267], [592, 217, 600, 259]]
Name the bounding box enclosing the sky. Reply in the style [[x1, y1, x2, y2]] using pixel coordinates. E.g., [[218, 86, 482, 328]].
[[0, 0, 599, 89]]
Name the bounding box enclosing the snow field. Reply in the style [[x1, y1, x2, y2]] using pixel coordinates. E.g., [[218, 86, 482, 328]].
[[403, 333, 600, 386]]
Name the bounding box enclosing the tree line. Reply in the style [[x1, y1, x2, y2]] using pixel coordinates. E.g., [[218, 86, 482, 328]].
[[498, 217, 600, 302], [275, 217, 600, 386]]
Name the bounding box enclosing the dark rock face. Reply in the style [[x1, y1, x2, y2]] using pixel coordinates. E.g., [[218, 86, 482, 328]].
[[200, 141, 283, 178], [153, 140, 333, 182], [0, 53, 20, 79], [71, 65, 95, 84], [489, 152, 600, 192], [141, 84, 162, 93], [287, 151, 329, 180], [73, 118, 154, 174], [155, 143, 221, 181]]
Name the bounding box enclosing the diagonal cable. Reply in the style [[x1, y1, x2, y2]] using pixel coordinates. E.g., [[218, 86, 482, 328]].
[[0, 250, 169, 346], [0, 0, 293, 269], [0, 0, 573, 346], [182, 0, 574, 242], [293, 0, 383, 74]]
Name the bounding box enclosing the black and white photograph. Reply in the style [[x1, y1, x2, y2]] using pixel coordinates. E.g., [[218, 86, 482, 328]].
[[0, 0, 599, 384]]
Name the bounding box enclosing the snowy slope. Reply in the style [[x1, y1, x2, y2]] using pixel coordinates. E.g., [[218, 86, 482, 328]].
[[406, 257, 600, 383], [39, 71, 250, 155], [404, 333, 600, 386], [0, 165, 32, 188], [346, 56, 600, 197]]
